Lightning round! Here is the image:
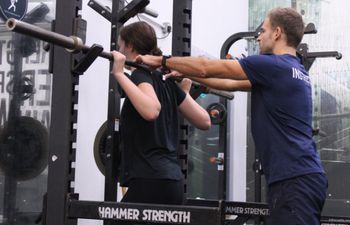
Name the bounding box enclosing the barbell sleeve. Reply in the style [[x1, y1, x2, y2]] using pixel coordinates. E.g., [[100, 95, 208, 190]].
[[5, 18, 150, 71], [6, 18, 78, 51]]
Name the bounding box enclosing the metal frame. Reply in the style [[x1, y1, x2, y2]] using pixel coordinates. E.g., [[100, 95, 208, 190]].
[[171, 0, 192, 198], [103, 0, 122, 206], [45, 0, 84, 225], [66, 196, 350, 225], [217, 99, 227, 199], [188, 199, 350, 225], [68, 198, 223, 225]]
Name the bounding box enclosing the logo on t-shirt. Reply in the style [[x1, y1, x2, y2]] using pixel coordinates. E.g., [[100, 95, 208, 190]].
[[292, 67, 310, 85]]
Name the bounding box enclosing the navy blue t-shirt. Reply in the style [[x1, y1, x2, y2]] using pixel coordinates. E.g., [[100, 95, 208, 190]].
[[239, 54, 324, 184]]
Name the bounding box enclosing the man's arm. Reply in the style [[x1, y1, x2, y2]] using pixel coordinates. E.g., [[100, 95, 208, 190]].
[[165, 70, 251, 92], [136, 55, 248, 80], [190, 77, 251, 92]]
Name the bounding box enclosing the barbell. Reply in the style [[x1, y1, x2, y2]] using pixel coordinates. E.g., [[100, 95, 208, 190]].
[[6, 18, 149, 71], [6, 18, 234, 100]]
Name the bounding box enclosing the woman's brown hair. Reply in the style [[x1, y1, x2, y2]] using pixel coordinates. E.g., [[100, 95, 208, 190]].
[[119, 21, 162, 56]]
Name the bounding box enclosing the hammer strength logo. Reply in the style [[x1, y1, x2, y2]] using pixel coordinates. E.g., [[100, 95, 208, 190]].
[[98, 207, 191, 223]]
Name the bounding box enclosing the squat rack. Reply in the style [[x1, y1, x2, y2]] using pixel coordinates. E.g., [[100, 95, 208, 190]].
[[4, 0, 232, 225]]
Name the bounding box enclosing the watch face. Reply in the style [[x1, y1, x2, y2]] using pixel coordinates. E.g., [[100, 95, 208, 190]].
[[162, 55, 171, 67], [0, 0, 28, 21]]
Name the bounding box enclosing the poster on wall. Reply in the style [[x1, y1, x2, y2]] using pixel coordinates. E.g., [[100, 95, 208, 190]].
[[0, 29, 52, 128]]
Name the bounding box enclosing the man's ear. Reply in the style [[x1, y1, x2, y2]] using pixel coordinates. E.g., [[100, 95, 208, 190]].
[[274, 26, 283, 40]]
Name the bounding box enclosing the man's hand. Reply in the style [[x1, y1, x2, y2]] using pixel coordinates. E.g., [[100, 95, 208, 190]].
[[164, 70, 184, 80], [135, 54, 162, 69]]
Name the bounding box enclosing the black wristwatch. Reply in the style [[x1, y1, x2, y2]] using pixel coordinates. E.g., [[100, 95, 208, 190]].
[[161, 55, 171, 69]]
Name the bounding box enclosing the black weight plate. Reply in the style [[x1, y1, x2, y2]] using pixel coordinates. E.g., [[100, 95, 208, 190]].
[[0, 116, 48, 180]]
